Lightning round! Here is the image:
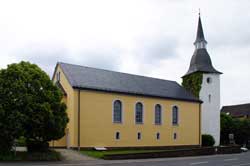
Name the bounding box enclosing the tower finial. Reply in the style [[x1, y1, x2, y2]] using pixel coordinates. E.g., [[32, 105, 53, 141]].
[[199, 8, 200, 16]]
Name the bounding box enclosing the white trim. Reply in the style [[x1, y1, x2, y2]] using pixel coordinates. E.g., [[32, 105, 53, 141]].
[[134, 101, 144, 124], [112, 99, 123, 124], [171, 104, 179, 126]]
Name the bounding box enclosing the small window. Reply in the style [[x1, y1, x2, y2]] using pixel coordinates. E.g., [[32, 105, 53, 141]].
[[208, 94, 211, 103], [155, 104, 162, 125], [137, 132, 141, 140], [156, 132, 160, 140], [56, 72, 61, 81], [135, 102, 143, 124], [173, 133, 177, 140], [172, 106, 179, 125], [115, 132, 120, 140], [207, 77, 212, 84], [113, 100, 122, 123]]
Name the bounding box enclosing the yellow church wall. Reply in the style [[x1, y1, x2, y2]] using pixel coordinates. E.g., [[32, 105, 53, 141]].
[[49, 65, 76, 147], [50, 64, 201, 148], [76, 89, 201, 148]]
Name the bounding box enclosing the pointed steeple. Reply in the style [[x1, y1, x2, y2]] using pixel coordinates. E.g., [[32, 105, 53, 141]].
[[194, 14, 207, 49], [183, 14, 222, 77]]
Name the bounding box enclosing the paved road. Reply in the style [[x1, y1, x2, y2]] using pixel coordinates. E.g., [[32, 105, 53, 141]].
[[1, 152, 250, 166]]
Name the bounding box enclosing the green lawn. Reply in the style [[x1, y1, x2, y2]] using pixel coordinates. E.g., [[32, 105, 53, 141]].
[[81, 149, 167, 159], [0, 150, 62, 161]]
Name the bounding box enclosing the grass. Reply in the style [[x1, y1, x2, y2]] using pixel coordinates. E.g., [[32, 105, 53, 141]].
[[0, 150, 62, 161], [81, 149, 167, 159]]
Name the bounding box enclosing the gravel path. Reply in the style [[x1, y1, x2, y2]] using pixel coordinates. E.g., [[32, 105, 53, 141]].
[[55, 148, 96, 161]]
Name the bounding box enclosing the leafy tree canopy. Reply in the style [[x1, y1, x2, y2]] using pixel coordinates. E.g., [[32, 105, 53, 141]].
[[0, 61, 68, 152], [221, 113, 250, 146]]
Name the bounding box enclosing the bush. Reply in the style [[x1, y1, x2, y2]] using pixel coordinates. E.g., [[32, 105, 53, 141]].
[[26, 140, 49, 152], [202, 134, 215, 147], [0, 150, 62, 161]]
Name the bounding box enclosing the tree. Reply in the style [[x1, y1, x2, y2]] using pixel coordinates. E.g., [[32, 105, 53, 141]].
[[0, 65, 26, 153], [220, 113, 234, 145], [0, 61, 68, 152], [221, 113, 250, 146], [233, 118, 250, 146]]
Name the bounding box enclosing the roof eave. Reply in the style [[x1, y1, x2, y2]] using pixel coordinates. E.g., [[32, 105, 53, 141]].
[[182, 70, 223, 78], [72, 86, 203, 104]]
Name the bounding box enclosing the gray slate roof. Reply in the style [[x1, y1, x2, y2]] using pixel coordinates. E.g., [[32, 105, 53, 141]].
[[58, 62, 200, 102], [194, 16, 207, 44], [184, 48, 222, 76]]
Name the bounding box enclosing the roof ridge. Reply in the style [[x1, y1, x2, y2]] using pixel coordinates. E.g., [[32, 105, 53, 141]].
[[223, 103, 250, 107], [58, 61, 177, 83]]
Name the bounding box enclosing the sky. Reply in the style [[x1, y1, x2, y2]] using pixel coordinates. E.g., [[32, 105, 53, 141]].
[[0, 0, 249, 106]]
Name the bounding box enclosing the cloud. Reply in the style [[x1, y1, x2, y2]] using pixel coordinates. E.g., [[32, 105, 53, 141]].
[[0, 0, 249, 106], [75, 46, 122, 72], [134, 36, 178, 63]]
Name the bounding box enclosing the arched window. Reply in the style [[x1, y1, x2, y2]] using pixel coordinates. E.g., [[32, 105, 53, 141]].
[[172, 106, 179, 125], [135, 102, 143, 124], [155, 104, 162, 125], [113, 100, 122, 123]]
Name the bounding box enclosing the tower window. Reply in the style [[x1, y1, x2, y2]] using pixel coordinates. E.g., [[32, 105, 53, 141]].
[[115, 132, 120, 140], [137, 132, 141, 140], [209, 94, 211, 103], [156, 132, 160, 140], [207, 77, 212, 84]]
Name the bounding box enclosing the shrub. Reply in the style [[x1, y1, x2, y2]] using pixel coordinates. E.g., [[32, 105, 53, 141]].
[[202, 134, 215, 147]]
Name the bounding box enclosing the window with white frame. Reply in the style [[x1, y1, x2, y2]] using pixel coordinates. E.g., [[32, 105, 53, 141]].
[[172, 106, 179, 125], [135, 102, 143, 124], [155, 104, 162, 125], [113, 100, 122, 123]]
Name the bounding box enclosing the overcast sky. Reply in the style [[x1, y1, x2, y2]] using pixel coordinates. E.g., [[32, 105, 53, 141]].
[[0, 0, 249, 106]]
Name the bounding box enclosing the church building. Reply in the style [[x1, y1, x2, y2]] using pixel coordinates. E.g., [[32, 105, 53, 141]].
[[51, 15, 221, 149]]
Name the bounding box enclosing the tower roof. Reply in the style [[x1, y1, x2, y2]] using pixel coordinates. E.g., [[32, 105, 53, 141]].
[[184, 49, 222, 76], [194, 15, 207, 44], [183, 15, 222, 77]]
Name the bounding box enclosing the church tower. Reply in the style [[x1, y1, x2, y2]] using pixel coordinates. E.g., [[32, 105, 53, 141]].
[[182, 14, 222, 145]]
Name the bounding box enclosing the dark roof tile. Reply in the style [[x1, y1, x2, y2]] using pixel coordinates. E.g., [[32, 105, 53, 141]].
[[58, 62, 201, 103], [221, 103, 250, 117]]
